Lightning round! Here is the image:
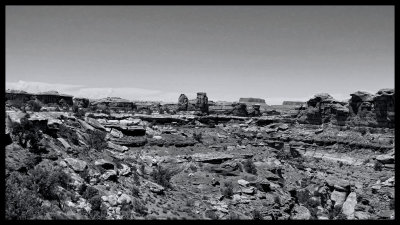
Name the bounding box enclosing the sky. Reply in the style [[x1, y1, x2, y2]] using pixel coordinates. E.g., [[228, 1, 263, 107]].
[[6, 6, 394, 104]]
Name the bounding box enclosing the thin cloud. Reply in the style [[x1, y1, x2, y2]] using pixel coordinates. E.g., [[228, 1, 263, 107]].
[[6, 80, 181, 103]]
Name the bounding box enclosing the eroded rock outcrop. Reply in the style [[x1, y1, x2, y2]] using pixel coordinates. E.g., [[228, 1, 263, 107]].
[[178, 94, 189, 111], [373, 89, 394, 128], [196, 92, 209, 114]]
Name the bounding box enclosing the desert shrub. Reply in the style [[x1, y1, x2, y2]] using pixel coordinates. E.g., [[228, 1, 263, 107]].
[[193, 132, 203, 143], [242, 159, 257, 175], [229, 212, 240, 220], [374, 161, 383, 171], [22, 166, 71, 204], [72, 104, 79, 113], [58, 124, 80, 145], [151, 165, 175, 189], [274, 195, 281, 205], [139, 162, 146, 177], [78, 168, 91, 183], [338, 161, 344, 168], [72, 104, 86, 119], [296, 189, 311, 205], [5, 172, 44, 220], [131, 186, 140, 197], [10, 116, 41, 149], [185, 199, 195, 207], [88, 195, 102, 211], [133, 173, 140, 186], [205, 210, 218, 219], [82, 186, 99, 200], [27, 100, 42, 112], [189, 164, 198, 172], [220, 181, 234, 199], [389, 199, 395, 210], [87, 129, 107, 151], [121, 203, 134, 219], [24, 155, 42, 169], [132, 198, 148, 216], [252, 209, 263, 220], [88, 204, 108, 220], [336, 212, 348, 220], [87, 113, 95, 118], [7, 99, 25, 109]]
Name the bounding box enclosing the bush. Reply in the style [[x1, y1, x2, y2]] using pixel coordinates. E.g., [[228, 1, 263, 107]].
[[220, 181, 234, 199], [27, 100, 42, 112], [5, 172, 44, 220], [374, 161, 383, 171], [151, 165, 175, 189], [132, 186, 140, 197], [88, 195, 102, 211], [82, 186, 99, 200], [27, 166, 71, 201], [229, 212, 240, 220], [132, 198, 148, 216], [7, 99, 25, 109], [72, 104, 79, 113], [87, 130, 107, 151], [242, 159, 257, 175], [205, 210, 218, 219], [58, 124, 80, 145], [10, 116, 40, 149], [193, 132, 203, 143], [252, 209, 263, 220]]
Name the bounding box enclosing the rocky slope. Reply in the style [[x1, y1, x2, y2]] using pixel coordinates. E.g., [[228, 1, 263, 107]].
[[5, 89, 395, 220]]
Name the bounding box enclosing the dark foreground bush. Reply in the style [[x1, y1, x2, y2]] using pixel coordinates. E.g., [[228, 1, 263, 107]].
[[242, 159, 257, 175], [6, 172, 44, 220], [26, 166, 71, 201], [151, 165, 175, 189], [220, 181, 234, 199], [87, 130, 107, 151]]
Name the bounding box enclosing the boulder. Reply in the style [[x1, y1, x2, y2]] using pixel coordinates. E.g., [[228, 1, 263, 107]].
[[192, 153, 234, 164], [342, 192, 357, 219], [117, 193, 132, 205], [110, 128, 124, 138], [118, 164, 131, 176], [375, 153, 394, 164], [354, 211, 370, 220], [106, 125, 146, 136], [57, 138, 72, 150], [77, 119, 94, 131], [107, 194, 118, 206], [64, 158, 87, 172], [238, 179, 250, 187], [241, 186, 256, 195], [107, 141, 128, 152], [330, 190, 347, 207], [101, 170, 118, 181], [290, 205, 311, 220], [110, 136, 147, 147], [146, 181, 165, 194]]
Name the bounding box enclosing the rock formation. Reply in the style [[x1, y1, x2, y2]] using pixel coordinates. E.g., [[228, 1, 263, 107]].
[[297, 93, 349, 125], [248, 104, 261, 117], [373, 89, 394, 128], [231, 103, 248, 117], [196, 92, 209, 114], [177, 94, 189, 111]]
